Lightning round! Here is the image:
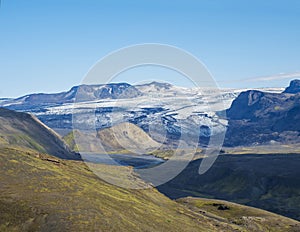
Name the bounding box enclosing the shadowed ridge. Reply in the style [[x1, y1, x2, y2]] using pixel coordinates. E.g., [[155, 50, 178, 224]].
[[0, 107, 80, 160], [225, 85, 300, 146], [283, 79, 300, 94]]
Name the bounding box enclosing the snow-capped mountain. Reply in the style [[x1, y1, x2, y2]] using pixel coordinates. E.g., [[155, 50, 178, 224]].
[[0, 98, 11, 104], [0, 82, 284, 147]]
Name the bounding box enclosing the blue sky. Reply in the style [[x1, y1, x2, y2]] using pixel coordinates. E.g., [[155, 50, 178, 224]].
[[0, 0, 300, 97]]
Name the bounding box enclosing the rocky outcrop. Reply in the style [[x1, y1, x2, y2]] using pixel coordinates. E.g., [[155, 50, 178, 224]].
[[225, 80, 300, 146], [283, 79, 300, 94]]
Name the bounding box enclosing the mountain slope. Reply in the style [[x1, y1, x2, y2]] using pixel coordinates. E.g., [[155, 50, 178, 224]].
[[1, 147, 299, 231], [0, 83, 142, 112], [64, 122, 161, 154], [0, 109, 299, 231], [0, 108, 79, 159], [0, 82, 193, 112], [283, 79, 300, 93], [0, 147, 209, 232], [178, 197, 300, 231], [224, 81, 300, 146], [96, 122, 161, 153], [158, 153, 300, 221]]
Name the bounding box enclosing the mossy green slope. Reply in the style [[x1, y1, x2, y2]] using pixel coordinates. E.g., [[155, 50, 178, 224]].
[[0, 108, 78, 159], [158, 154, 300, 221], [1, 108, 299, 231], [1, 147, 299, 231], [177, 197, 300, 232], [0, 147, 218, 232]]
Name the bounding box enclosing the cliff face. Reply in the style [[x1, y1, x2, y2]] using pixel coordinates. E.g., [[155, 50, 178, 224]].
[[225, 80, 300, 146], [283, 79, 300, 94]]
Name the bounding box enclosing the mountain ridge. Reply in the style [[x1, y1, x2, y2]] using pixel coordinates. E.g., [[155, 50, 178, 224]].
[[0, 107, 79, 160], [2, 83, 143, 109], [0, 81, 295, 148], [283, 79, 300, 94], [225, 81, 300, 146]]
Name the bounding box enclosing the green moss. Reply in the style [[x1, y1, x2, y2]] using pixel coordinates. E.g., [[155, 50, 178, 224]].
[[1, 147, 299, 231], [177, 197, 300, 232], [274, 106, 281, 111], [0, 147, 217, 231], [148, 149, 175, 159], [4, 133, 46, 153], [0, 198, 44, 231], [63, 131, 80, 152]]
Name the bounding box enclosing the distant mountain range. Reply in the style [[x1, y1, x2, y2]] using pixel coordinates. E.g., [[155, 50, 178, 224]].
[[2, 83, 142, 108], [0, 81, 287, 148]]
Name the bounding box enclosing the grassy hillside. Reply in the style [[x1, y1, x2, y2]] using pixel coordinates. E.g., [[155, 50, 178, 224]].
[[0, 147, 205, 231], [158, 153, 300, 221], [1, 108, 299, 231], [0, 108, 79, 160], [1, 147, 299, 231], [177, 197, 300, 232]]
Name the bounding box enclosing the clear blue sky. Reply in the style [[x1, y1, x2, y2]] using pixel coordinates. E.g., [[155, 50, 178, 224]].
[[1, 0, 300, 97]]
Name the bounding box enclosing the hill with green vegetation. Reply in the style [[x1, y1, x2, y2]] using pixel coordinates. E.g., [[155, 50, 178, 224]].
[[178, 197, 300, 231], [1, 108, 299, 231], [158, 153, 300, 221], [0, 108, 79, 160], [1, 147, 299, 232]]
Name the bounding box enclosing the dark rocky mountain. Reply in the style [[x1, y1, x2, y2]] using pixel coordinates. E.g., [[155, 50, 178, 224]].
[[283, 79, 300, 94], [224, 80, 300, 146], [0, 108, 79, 160]]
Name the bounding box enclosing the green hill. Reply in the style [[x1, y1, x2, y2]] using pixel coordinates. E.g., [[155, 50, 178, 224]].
[[0, 108, 79, 160], [178, 197, 300, 231], [1, 108, 299, 231], [1, 147, 299, 231], [158, 153, 300, 221]]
